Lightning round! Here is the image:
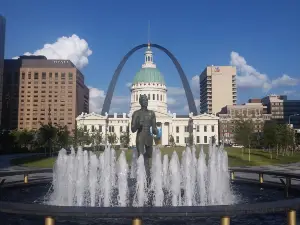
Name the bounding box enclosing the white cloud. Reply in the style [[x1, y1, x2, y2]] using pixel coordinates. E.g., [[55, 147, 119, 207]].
[[191, 75, 200, 96], [14, 34, 92, 69], [272, 74, 298, 87], [167, 97, 177, 105], [89, 86, 130, 114], [230, 51, 299, 91], [283, 90, 296, 95], [89, 86, 105, 113], [168, 87, 185, 96]]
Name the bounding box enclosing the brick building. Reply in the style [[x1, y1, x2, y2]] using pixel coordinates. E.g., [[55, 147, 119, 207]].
[[2, 56, 89, 132]]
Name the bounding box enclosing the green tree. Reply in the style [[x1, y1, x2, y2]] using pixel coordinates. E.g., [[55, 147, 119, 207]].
[[37, 122, 58, 156], [91, 129, 103, 150], [233, 119, 254, 161], [11, 129, 35, 150], [55, 125, 70, 149], [120, 130, 130, 148], [107, 132, 118, 147], [76, 127, 92, 146], [277, 124, 294, 156], [263, 121, 277, 159]]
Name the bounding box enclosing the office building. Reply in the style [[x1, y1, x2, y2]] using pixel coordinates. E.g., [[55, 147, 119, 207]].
[[218, 101, 272, 144], [2, 56, 89, 131], [262, 94, 300, 129], [0, 15, 6, 128], [200, 66, 237, 114], [261, 94, 285, 120]]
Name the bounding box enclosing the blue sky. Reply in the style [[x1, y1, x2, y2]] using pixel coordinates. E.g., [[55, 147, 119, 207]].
[[1, 0, 300, 114]]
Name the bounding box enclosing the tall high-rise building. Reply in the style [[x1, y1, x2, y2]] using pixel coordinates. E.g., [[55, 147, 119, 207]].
[[200, 66, 237, 114], [0, 15, 6, 128], [2, 56, 89, 131]]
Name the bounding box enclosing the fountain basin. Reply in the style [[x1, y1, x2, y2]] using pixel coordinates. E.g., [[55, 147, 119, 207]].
[[1, 169, 300, 225]]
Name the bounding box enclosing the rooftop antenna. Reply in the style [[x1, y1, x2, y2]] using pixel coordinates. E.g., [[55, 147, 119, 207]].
[[148, 20, 151, 48]]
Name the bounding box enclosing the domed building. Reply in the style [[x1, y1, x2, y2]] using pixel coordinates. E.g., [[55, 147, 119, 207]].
[[130, 44, 167, 115], [76, 44, 219, 147]]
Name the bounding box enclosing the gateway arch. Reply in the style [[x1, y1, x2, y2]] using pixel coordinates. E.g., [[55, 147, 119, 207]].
[[101, 43, 198, 116]]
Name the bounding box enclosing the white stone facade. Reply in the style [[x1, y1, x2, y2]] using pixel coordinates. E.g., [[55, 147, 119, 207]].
[[130, 82, 167, 115], [76, 112, 219, 146]]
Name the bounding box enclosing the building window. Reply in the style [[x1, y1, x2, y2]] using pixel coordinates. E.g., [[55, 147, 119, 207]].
[[204, 125, 207, 132], [42, 72, 46, 79], [84, 125, 87, 131], [91, 125, 95, 132], [99, 125, 102, 132], [211, 125, 215, 132], [176, 136, 179, 143], [120, 126, 123, 132], [184, 126, 188, 132], [55, 73, 58, 79], [109, 126, 114, 132], [153, 94, 155, 100], [204, 136, 207, 143], [21, 73, 25, 79], [68, 73, 73, 80], [61, 73, 65, 79], [176, 126, 179, 133], [184, 137, 189, 143], [49, 73, 52, 78], [34, 72, 39, 79], [197, 126, 199, 132], [197, 136, 200, 143]]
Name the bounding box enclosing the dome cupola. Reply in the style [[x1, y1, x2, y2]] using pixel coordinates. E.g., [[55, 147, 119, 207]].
[[130, 43, 168, 115], [132, 43, 165, 85]]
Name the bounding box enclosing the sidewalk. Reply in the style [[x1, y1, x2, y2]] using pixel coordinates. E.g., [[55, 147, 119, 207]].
[[232, 162, 300, 185], [0, 153, 51, 183]]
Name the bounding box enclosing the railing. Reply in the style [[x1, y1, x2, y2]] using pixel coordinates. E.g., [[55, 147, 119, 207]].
[[0, 168, 299, 225]]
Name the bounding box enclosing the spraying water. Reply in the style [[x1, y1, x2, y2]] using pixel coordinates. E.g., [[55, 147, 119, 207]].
[[47, 143, 235, 207]]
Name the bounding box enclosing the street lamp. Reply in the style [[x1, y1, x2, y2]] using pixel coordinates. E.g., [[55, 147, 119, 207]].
[[289, 113, 300, 125]]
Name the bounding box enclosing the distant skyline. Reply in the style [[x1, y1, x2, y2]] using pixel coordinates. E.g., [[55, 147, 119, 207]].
[[1, 0, 300, 114]]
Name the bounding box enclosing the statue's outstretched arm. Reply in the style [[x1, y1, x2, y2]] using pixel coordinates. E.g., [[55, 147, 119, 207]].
[[131, 112, 138, 133], [151, 112, 158, 135]]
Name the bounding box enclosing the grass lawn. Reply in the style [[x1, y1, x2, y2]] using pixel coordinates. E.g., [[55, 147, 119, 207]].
[[10, 146, 300, 168]]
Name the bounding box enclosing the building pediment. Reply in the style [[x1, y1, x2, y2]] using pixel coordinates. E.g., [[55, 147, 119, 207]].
[[154, 111, 172, 118], [192, 113, 219, 120], [76, 112, 107, 120]]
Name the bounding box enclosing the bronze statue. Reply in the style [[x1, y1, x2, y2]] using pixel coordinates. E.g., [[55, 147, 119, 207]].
[[131, 94, 157, 184]]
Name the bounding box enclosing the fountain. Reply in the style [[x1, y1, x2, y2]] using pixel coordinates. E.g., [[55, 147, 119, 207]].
[[47, 143, 235, 207], [47, 94, 235, 207]]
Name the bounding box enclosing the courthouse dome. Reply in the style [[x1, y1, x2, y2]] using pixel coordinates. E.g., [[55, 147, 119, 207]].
[[132, 44, 165, 85], [133, 67, 165, 84]]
